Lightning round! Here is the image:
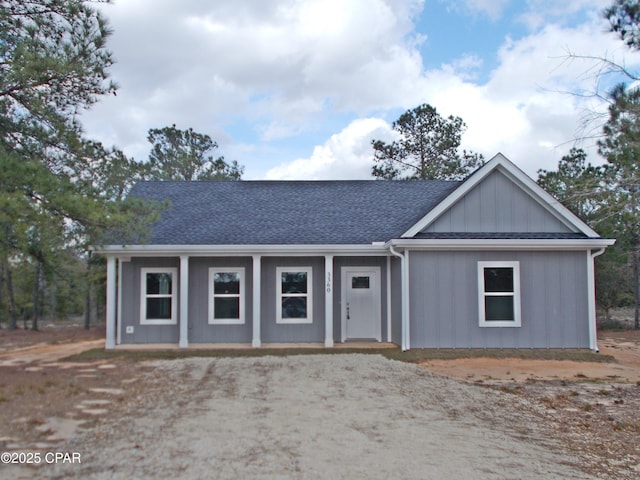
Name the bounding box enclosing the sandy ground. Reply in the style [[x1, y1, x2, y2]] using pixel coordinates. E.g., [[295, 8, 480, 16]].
[[420, 331, 640, 383], [14, 355, 592, 480], [1, 328, 638, 479]]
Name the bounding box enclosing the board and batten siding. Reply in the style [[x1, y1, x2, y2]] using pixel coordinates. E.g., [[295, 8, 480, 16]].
[[389, 256, 403, 345], [423, 170, 574, 233], [188, 257, 253, 343], [120, 257, 180, 345], [260, 257, 325, 343], [408, 251, 590, 348]]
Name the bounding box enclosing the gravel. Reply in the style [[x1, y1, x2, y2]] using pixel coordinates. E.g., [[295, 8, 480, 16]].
[[42, 354, 593, 480]]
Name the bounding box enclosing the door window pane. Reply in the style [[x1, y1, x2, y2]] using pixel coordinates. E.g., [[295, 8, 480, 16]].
[[352, 276, 370, 289]]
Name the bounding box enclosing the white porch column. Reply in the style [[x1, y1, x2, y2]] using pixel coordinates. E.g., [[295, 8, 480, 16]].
[[252, 255, 261, 347], [587, 249, 606, 352], [386, 256, 392, 343], [179, 255, 189, 348], [105, 256, 117, 350], [403, 250, 411, 351], [116, 258, 123, 346], [324, 255, 334, 347]]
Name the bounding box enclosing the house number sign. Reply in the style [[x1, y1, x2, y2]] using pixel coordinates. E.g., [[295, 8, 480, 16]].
[[326, 272, 331, 293]]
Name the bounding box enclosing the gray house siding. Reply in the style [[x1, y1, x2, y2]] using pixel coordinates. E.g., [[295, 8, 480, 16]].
[[390, 257, 402, 345], [261, 257, 325, 343], [188, 257, 253, 343], [120, 257, 180, 345], [408, 250, 590, 348], [423, 170, 574, 233], [332, 256, 389, 343]]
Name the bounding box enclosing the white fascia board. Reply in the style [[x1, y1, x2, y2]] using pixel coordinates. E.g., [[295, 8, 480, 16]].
[[92, 243, 389, 257], [387, 238, 616, 251], [402, 153, 601, 239]]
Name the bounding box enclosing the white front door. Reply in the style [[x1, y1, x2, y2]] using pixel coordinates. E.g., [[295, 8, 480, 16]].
[[342, 267, 381, 341]]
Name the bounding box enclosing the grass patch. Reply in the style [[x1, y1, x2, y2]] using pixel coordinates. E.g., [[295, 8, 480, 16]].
[[64, 346, 615, 364]]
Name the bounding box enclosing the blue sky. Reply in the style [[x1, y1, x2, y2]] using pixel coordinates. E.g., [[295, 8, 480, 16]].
[[81, 0, 640, 180]]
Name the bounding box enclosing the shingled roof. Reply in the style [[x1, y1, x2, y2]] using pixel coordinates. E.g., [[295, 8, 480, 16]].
[[127, 180, 460, 245]]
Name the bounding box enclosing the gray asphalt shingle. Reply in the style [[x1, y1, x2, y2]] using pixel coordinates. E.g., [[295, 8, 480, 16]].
[[128, 180, 460, 245]]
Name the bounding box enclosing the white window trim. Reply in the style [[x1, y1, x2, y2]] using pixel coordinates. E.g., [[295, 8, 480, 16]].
[[208, 267, 245, 325], [276, 266, 313, 324], [140, 267, 178, 325], [477, 261, 521, 328]]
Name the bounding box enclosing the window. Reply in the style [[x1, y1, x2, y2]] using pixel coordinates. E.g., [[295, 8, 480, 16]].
[[351, 276, 370, 289], [478, 261, 521, 327], [209, 268, 245, 325], [276, 267, 313, 324], [140, 268, 177, 325]]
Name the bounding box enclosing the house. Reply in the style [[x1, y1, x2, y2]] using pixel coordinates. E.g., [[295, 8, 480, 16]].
[[94, 153, 614, 351]]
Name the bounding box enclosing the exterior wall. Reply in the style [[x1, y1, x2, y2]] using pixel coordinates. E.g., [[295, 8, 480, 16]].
[[332, 256, 389, 343], [261, 257, 325, 343], [120, 257, 180, 344], [408, 250, 590, 348], [423, 170, 574, 233], [389, 256, 403, 345], [188, 257, 253, 343]]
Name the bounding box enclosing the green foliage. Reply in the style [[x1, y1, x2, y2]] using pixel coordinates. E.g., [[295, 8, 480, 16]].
[[537, 148, 606, 223], [0, 1, 159, 328], [605, 0, 640, 50], [371, 103, 484, 180], [146, 124, 243, 181]]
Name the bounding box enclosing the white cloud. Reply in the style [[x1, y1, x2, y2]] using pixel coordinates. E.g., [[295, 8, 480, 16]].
[[265, 118, 392, 179], [83, 0, 427, 159]]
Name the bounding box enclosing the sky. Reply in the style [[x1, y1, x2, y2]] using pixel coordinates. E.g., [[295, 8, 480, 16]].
[[80, 0, 640, 181]]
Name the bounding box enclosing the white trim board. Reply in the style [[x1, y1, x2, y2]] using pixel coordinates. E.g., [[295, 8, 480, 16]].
[[401, 153, 601, 239]]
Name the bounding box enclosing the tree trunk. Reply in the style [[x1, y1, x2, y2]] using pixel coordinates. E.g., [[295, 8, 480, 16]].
[[635, 246, 640, 329], [5, 262, 17, 330], [84, 252, 92, 330], [31, 262, 41, 331]]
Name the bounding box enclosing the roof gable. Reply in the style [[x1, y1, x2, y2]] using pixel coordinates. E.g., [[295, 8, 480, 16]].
[[402, 153, 600, 238]]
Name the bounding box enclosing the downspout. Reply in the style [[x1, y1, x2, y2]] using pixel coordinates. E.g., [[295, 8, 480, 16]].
[[389, 245, 410, 351], [588, 248, 606, 352]]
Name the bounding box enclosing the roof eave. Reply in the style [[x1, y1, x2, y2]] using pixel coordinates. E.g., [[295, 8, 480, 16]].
[[386, 238, 616, 251], [91, 243, 390, 257]]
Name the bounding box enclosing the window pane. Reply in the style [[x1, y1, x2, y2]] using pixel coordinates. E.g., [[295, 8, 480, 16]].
[[281, 272, 307, 294], [146, 273, 172, 295], [485, 296, 514, 321], [214, 297, 240, 319], [282, 296, 307, 318], [352, 276, 370, 289], [146, 298, 172, 319], [214, 272, 240, 295], [484, 268, 513, 293]]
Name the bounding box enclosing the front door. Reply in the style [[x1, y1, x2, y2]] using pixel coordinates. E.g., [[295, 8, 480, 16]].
[[342, 267, 381, 341]]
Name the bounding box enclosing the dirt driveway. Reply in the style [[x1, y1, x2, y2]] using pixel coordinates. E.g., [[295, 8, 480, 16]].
[[26, 355, 592, 480], [0, 329, 638, 479]]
